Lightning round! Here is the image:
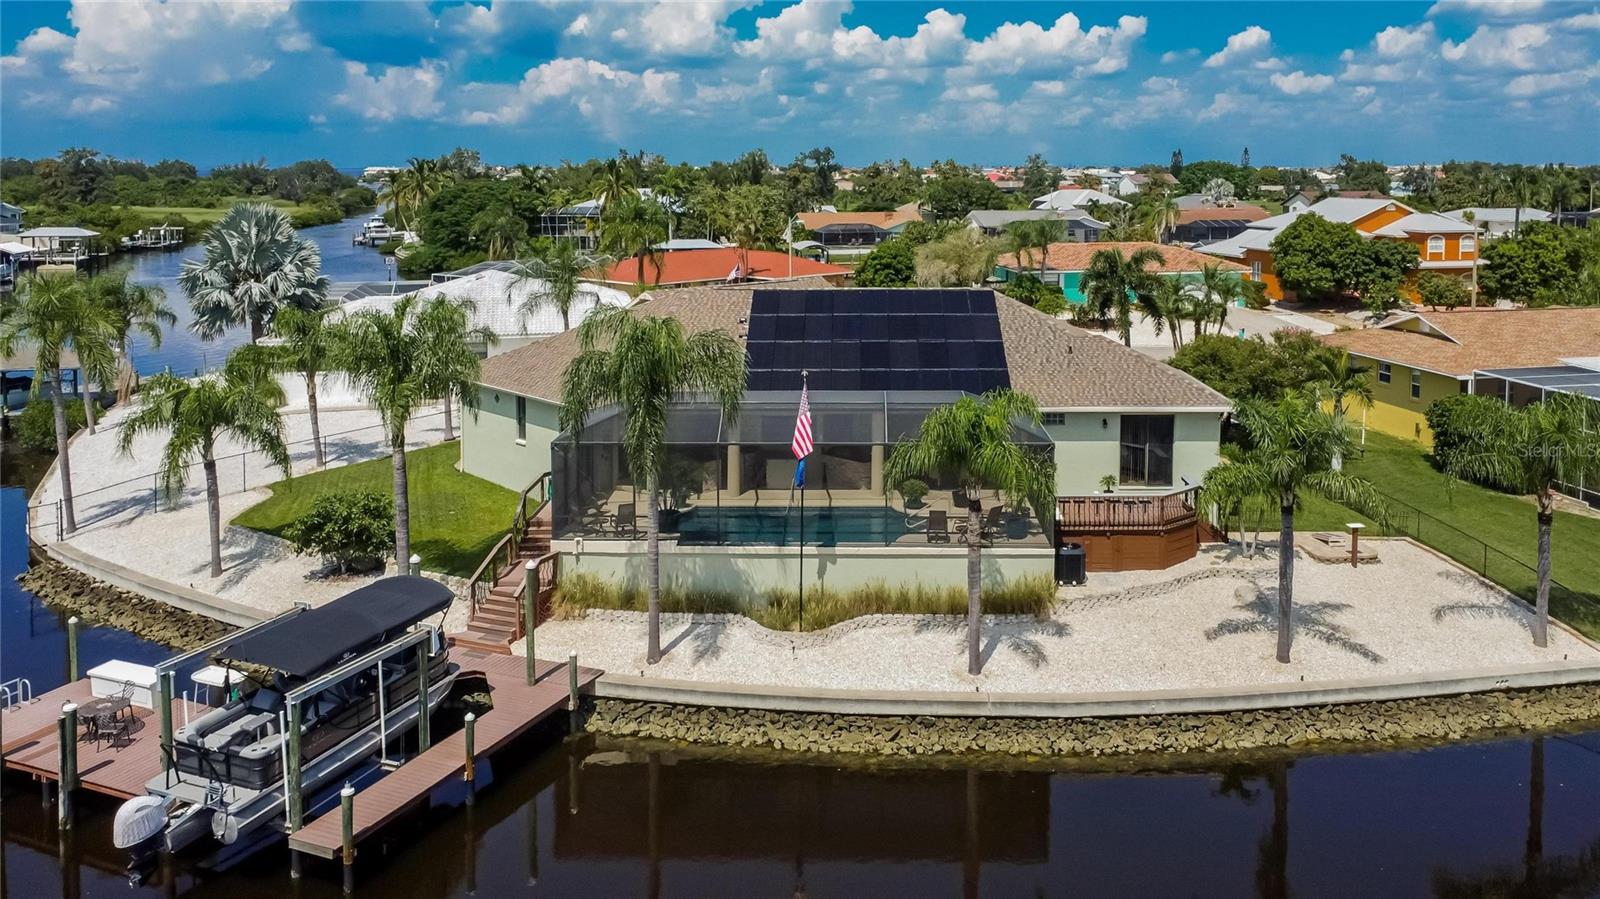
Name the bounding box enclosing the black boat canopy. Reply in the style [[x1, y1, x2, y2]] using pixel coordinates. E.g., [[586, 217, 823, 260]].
[[214, 576, 454, 678]]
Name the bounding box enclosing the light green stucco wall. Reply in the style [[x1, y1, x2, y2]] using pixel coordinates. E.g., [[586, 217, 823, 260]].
[[460, 389, 562, 492], [1044, 411, 1222, 495], [559, 541, 1053, 595]]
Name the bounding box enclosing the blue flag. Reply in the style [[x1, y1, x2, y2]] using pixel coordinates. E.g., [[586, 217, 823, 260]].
[[794, 458, 806, 488]]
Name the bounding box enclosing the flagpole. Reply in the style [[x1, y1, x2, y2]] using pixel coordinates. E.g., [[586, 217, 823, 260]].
[[798, 369, 807, 633]]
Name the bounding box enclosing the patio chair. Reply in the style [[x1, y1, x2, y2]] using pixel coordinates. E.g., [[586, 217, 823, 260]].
[[980, 506, 1009, 542], [926, 509, 951, 543], [94, 708, 131, 749], [611, 503, 637, 537]]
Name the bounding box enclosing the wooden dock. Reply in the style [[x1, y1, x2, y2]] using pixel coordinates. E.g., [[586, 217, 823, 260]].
[[1, 680, 203, 799], [288, 651, 599, 859]]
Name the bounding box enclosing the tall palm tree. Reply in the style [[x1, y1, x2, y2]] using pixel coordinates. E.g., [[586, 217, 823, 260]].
[[1440, 393, 1600, 648], [266, 305, 337, 467], [1079, 246, 1164, 347], [414, 295, 496, 442], [1506, 166, 1538, 236], [510, 240, 612, 332], [884, 390, 1055, 676], [1205, 392, 1384, 662], [1195, 264, 1241, 338], [599, 192, 669, 286], [178, 202, 329, 343], [117, 347, 290, 577], [1310, 348, 1374, 471], [1138, 276, 1190, 352], [1546, 166, 1579, 219], [560, 306, 746, 664], [591, 157, 635, 210], [86, 270, 174, 402], [1144, 189, 1181, 244], [0, 273, 119, 535], [334, 295, 472, 566], [469, 205, 529, 260], [1005, 219, 1064, 281]]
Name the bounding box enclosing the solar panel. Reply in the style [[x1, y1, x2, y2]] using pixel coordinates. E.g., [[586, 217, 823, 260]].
[[747, 289, 1011, 395]]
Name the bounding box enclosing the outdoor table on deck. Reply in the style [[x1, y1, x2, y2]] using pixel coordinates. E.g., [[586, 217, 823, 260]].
[[77, 695, 132, 743]]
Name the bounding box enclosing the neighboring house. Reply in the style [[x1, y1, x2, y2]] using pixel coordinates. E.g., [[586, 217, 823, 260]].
[[537, 188, 677, 251], [1472, 357, 1600, 507], [1285, 190, 1318, 213], [1320, 307, 1600, 447], [330, 268, 630, 357], [1031, 188, 1128, 210], [964, 208, 1107, 241], [0, 202, 22, 234], [462, 283, 1230, 585], [0, 240, 32, 283], [654, 238, 725, 251], [1116, 172, 1178, 197], [592, 247, 851, 288], [794, 204, 921, 256], [1440, 207, 1553, 238], [1203, 197, 1480, 303], [1170, 196, 1271, 245], [993, 241, 1247, 304]]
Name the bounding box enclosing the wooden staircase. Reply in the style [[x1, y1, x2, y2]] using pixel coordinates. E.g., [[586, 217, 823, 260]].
[[452, 474, 558, 655]]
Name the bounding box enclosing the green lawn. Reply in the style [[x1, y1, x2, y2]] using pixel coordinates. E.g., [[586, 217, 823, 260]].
[[1274, 431, 1600, 636], [125, 198, 325, 223], [232, 442, 518, 577]]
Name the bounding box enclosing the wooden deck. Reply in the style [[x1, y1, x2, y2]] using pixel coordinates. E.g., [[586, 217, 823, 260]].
[[287, 651, 601, 859], [1, 680, 203, 800]]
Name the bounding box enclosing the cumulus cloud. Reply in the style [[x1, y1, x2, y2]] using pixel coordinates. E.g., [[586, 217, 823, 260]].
[[461, 58, 680, 132], [1373, 22, 1437, 57], [1160, 48, 1199, 64], [1441, 23, 1553, 69], [1203, 25, 1272, 68], [966, 13, 1147, 75], [1428, 0, 1545, 18], [1505, 62, 1600, 96], [940, 82, 998, 102], [54, 0, 297, 89], [1270, 70, 1336, 94], [334, 61, 445, 121]]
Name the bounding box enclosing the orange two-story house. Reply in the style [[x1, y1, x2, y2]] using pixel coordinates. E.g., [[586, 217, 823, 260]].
[[1203, 197, 1479, 302]]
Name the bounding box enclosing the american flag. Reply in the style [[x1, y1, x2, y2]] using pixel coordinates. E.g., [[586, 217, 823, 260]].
[[791, 380, 813, 460]]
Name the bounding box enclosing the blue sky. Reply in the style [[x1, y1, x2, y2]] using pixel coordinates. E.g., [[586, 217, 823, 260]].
[[3, 1, 1597, 168]]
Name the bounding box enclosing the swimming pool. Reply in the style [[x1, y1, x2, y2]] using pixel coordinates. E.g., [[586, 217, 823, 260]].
[[674, 506, 916, 546]]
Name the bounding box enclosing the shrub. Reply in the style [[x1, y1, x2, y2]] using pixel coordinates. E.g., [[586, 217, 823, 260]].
[[1426, 393, 1509, 481], [283, 490, 395, 574], [898, 478, 928, 506], [854, 238, 916, 287], [1416, 271, 1468, 310], [551, 571, 1054, 632], [13, 398, 102, 452]]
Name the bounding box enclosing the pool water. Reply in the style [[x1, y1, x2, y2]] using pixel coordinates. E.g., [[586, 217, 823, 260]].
[[674, 504, 915, 546]]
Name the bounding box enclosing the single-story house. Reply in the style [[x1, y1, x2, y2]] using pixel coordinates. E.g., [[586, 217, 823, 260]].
[[965, 208, 1107, 241], [1115, 172, 1178, 197], [1320, 307, 1600, 447], [1440, 207, 1552, 238], [1285, 190, 1318, 213], [462, 283, 1230, 591], [795, 204, 921, 255], [592, 248, 851, 289], [1031, 189, 1128, 211], [993, 241, 1247, 304], [1170, 197, 1271, 245]]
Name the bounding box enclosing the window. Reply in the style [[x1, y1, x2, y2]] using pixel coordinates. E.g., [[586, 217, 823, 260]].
[[1461, 234, 1476, 255], [1042, 411, 1066, 426], [515, 396, 527, 442], [1427, 235, 1445, 257], [1411, 370, 1422, 399], [1251, 260, 1263, 279], [1119, 415, 1174, 487], [1378, 362, 1391, 384]]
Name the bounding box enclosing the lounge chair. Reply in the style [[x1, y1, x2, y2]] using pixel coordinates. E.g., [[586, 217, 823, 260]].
[[612, 502, 636, 536], [926, 509, 951, 543]]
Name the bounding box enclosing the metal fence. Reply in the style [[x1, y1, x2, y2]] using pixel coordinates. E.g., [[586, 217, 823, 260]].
[[27, 409, 447, 540]]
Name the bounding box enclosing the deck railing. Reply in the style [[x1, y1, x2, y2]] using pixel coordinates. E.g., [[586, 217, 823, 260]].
[[1056, 486, 1199, 533], [466, 473, 552, 620]]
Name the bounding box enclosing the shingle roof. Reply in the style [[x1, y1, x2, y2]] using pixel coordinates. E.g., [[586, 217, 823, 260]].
[[1320, 308, 1600, 377], [478, 284, 1230, 411], [796, 209, 920, 231], [1175, 204, 1270, 224], [593, 248, 850, 287], [995, 241, 1247, 274]]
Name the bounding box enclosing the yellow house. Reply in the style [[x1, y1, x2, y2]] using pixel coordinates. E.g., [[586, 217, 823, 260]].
[[1320, 308, 1600, 446]]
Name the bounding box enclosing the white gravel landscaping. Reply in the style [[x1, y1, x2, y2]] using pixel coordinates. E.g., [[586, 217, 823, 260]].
[[525, 540, 1600, 694]]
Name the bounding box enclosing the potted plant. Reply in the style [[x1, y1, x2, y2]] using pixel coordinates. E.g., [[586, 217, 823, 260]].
[[898, 477, 929, 509], [1098, 474, 1118, 494]]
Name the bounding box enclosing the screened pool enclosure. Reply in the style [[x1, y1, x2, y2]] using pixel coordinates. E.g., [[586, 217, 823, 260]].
[[551, 391, 1056, 547]]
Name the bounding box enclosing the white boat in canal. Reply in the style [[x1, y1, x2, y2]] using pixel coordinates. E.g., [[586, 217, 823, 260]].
[[112, 576, 459, 876], [354, 215, 396, 245]]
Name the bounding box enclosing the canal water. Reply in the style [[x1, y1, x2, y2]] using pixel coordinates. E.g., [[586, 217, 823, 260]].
[[7, 214, 1600, 896]]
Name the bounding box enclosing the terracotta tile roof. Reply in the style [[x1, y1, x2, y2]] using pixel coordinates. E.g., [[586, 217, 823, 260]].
[[1175, 204, 1270, 224], [796, 209, 921, 230], [996, 241, 1247, 274], [479, 284, 1230, 411], [594, 248, 850, 287], [1320, 308, 1600, 376]]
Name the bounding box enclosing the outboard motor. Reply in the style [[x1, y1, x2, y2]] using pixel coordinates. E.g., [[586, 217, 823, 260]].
[[114, 795, 170, 884]]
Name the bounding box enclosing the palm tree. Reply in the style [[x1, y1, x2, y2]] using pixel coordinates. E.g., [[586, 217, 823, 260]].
[[1005, 219, 1064, 281], [1547, 166, 1579, 219], [1439, 393, 1600, 648], [1079, 246, 1164, 347], [414, 295, 496, 441], [334, 295, 474, 566], [599, 192, 669, 286], [1138, 276, 1190, 352], [266, 305, 337, 467], [178, 202, 329, 343], [1206, 392, 1384, 662], [86, 270, 174, 402], [560, 306, 746, 664], [1194, 264, 1241, 338], [1144, 189, 1181, 243], [591, 157, 635, 210], [1506, 166, 1538, 236], [117, 347, 290, 577], [0, 273, 119, 535], [510, 240, 612, 332], [1310, 348, 1374, 471], [469, 205, 529, 260], [884, 390, 1055, 675]]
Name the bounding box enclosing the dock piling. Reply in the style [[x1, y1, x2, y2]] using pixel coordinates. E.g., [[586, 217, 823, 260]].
[[523, 560, 537, 686], [66, 616, 80, 681], [409, 553, 422, 577], [340, 782, 356, 894], [416, 640, 431, 753], [463, 712, 476, 797], [57, 703, 77, 827], [567, 652, 578, 713]]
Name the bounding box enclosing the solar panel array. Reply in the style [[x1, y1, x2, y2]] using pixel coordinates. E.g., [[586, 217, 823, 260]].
[[745, 289, 1010, 392]]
